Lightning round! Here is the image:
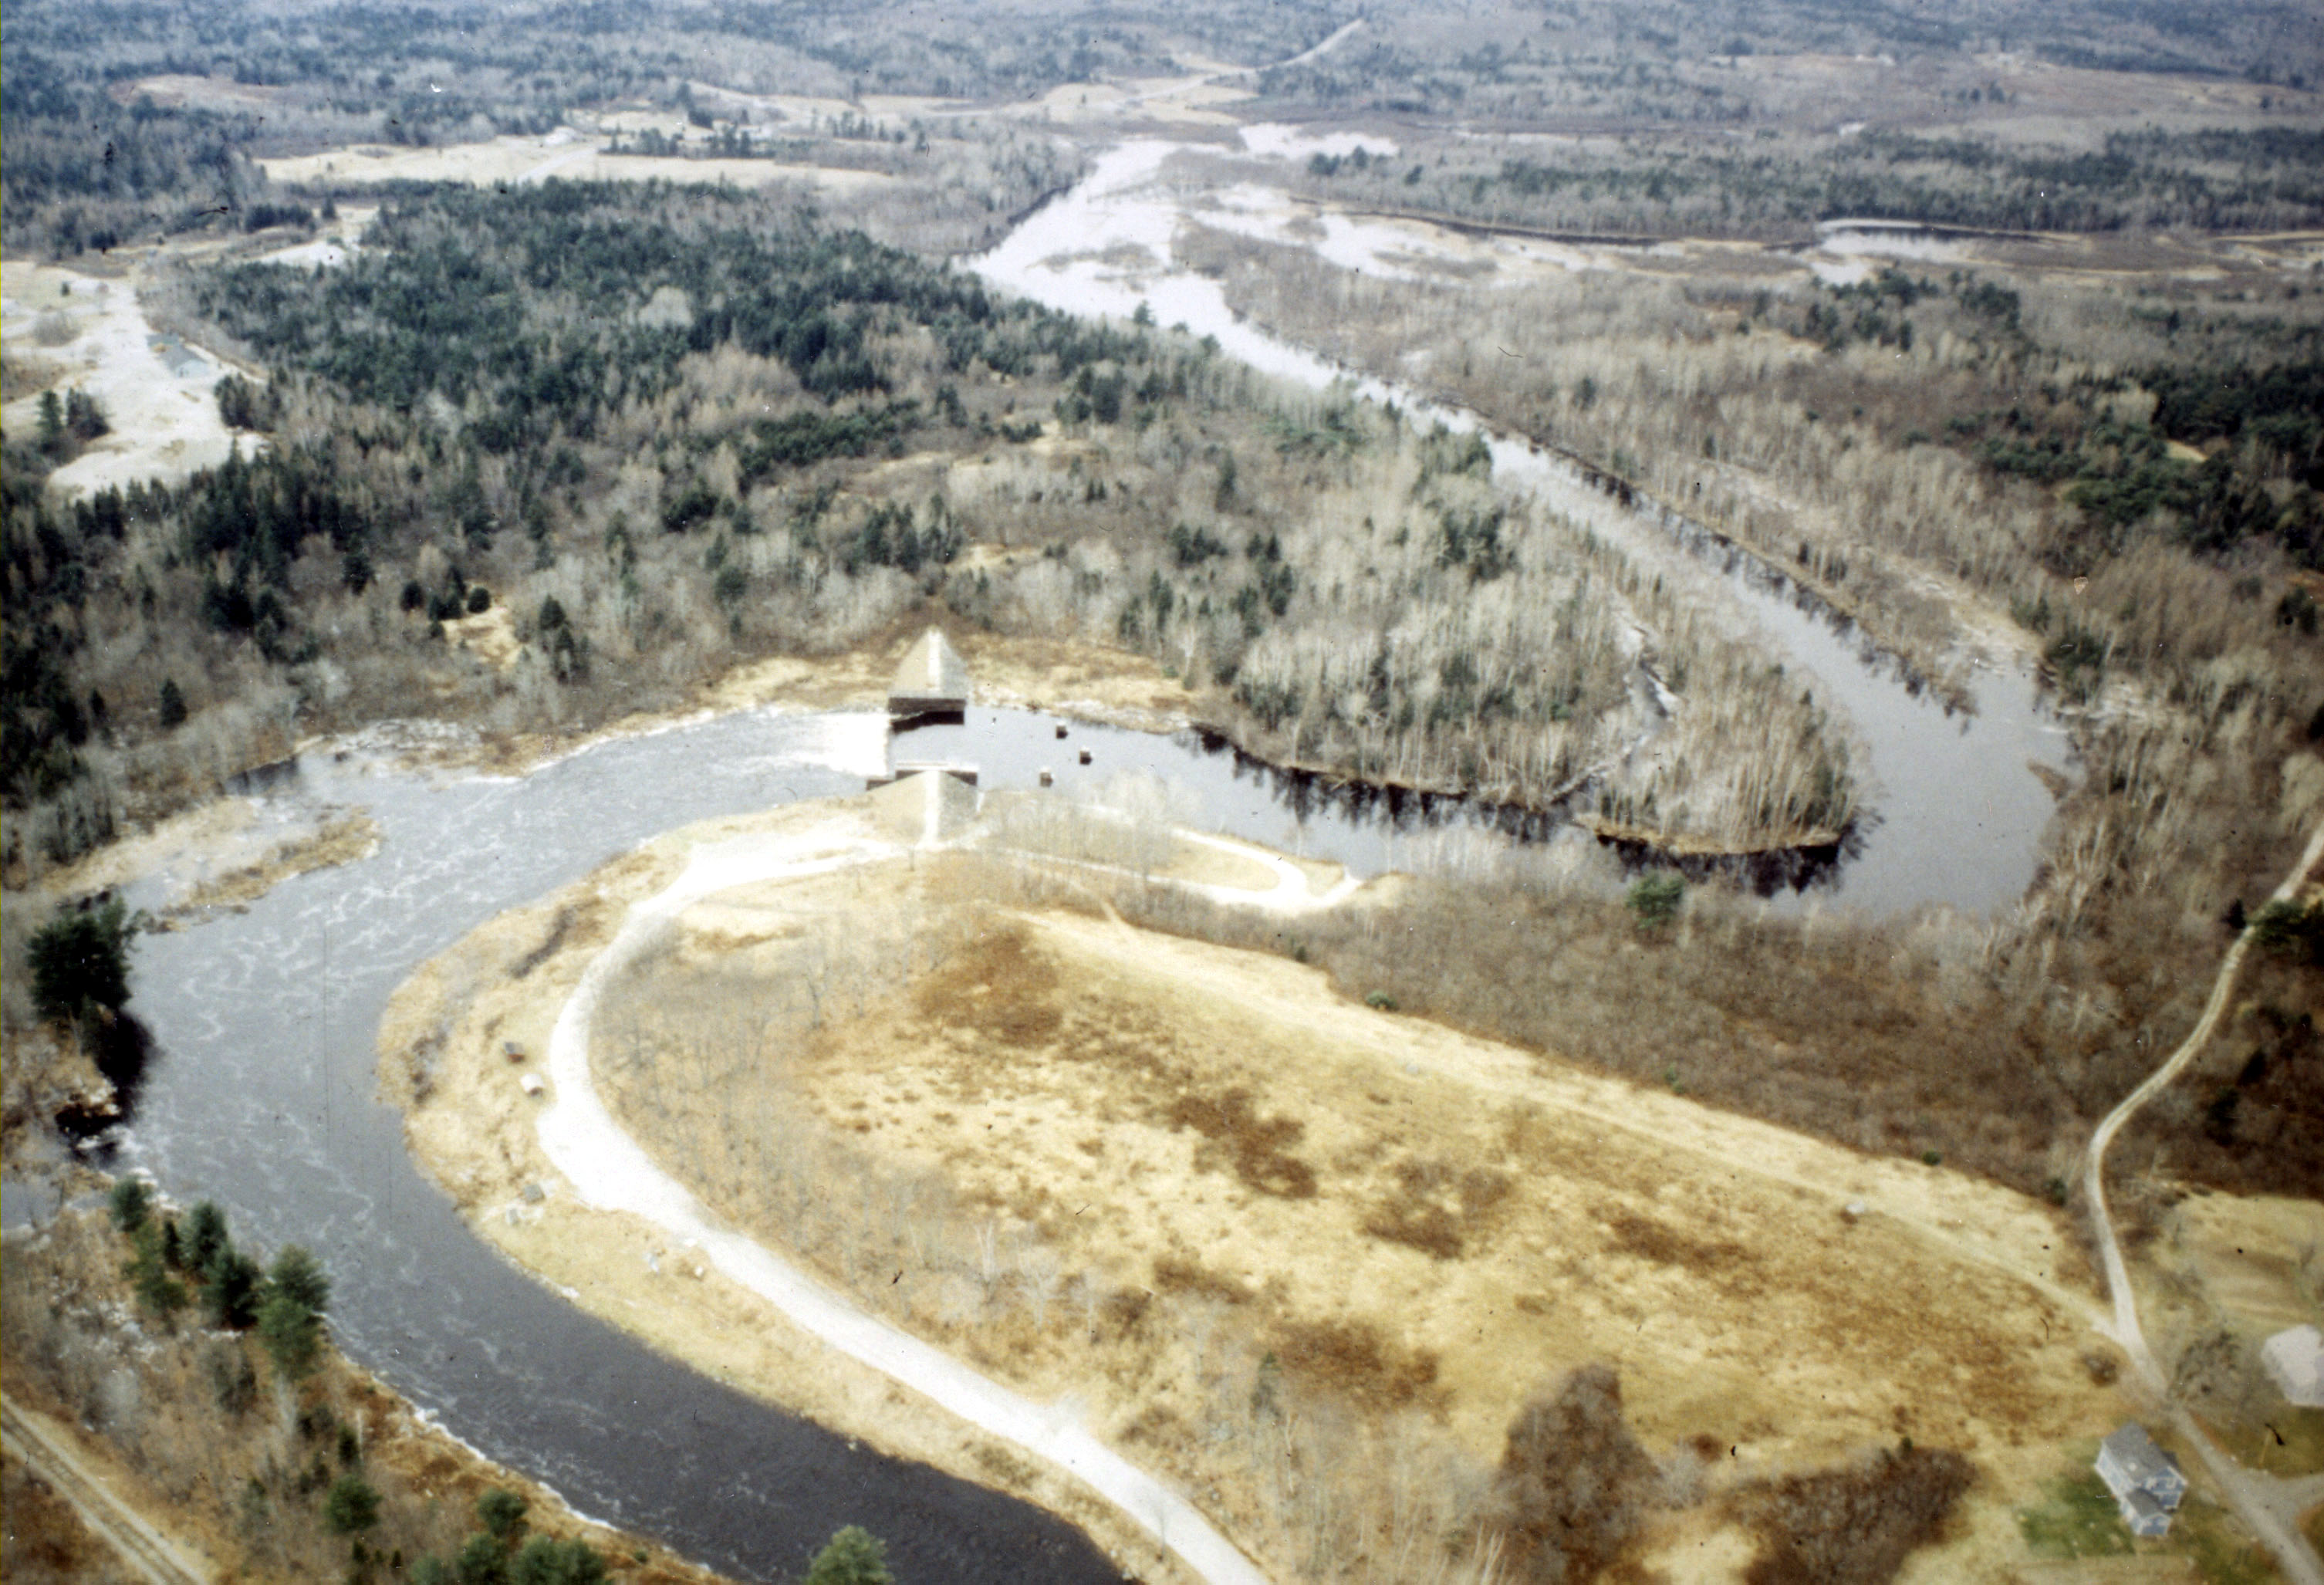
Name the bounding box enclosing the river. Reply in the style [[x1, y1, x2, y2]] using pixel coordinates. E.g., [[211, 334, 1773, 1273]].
[[20, 135, 2073, 1585], [971, 139, 2070, 918]]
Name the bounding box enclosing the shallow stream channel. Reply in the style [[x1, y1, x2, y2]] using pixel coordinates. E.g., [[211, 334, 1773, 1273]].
[[15, 135, 2077, 1585]]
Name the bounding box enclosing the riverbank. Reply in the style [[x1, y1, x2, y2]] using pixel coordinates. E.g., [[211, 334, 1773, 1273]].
[[1, 1205, 739, 1585], [375, 623, 1206, 782], [379, 800, 1218, 1585], [383, 789, 2157, 1583]]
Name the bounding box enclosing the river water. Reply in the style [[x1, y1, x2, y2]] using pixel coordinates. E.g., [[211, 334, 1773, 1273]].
[[69, 700, 1591, 1585], [107, 714, 1123, 1584], [19, 136, 2076, 1585], [971, 140, 2070, 918]]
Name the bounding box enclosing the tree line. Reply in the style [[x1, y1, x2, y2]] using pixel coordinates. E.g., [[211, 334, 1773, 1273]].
[[1295, 123, 2324, 240]]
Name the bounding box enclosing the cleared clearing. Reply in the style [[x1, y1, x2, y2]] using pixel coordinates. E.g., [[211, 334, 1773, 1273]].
[[384, 790, 2180, 1582], [255, 134, 896, 191], [0, 259, 257, 498]]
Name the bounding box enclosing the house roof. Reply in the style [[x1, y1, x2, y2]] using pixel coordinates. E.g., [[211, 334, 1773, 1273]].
[[2262, 1324, 2324, 1407], [2098, 1424, 2182, 1492]]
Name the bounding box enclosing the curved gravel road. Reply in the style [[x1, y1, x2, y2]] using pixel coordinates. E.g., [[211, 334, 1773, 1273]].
[[2081, 821, 2323, 1585]]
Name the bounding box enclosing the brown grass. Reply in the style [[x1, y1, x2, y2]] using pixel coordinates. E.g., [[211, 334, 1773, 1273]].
[[548, 830, 2123, 1582], [1272, 1317, 1443, 1415], [1165, 1088, 1319, 1200], [1362, 1160, 1512, 1261]]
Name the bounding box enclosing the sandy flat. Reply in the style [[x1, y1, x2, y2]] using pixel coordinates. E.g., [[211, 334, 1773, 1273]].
[[0, 259, 261, 498]]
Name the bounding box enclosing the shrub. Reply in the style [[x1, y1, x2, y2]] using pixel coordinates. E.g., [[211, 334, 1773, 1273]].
[[323, 1473, 381, 1533], [1495, 1364, 1661, 1581], [1733, 1444, 1974, 1583], [509, 1536, 606, 1585], [466, 585, 492, 614], [478, 1488, 528, 1542], [158, 677, 187, 728], [2250, 900, 2324, 964], [108, 1176, 150, 1233], [455, 1533, 508, 1585], [1626, 872, 1685, 930], [804, 1526, 894, 1585]]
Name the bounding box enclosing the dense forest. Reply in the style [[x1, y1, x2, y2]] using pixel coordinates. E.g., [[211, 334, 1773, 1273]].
[[3, 177, 1863, 880], [1255, 0, 2322, 117]]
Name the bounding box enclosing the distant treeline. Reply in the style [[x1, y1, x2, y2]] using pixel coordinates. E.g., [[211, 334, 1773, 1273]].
[[1302, 124, 2324, 237]]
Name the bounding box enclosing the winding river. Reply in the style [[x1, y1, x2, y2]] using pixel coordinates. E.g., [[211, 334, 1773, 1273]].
[[973, 140, 2070, 918], [22, 136, 2074, 1585]]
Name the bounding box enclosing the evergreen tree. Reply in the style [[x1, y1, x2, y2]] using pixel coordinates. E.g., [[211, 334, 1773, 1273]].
[[804, 1526, 894, 1585], [108, 1175, 150, 1233], [29, 897, 133, 1023], [323, 1473, 381, 1533]]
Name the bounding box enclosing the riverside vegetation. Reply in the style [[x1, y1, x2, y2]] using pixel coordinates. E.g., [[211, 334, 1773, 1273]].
[[1173, 208, 2324, 1209], [6, 177, 1857, 884], [2, 1193, 708, 1585], [7, 2, 2323, 1581]]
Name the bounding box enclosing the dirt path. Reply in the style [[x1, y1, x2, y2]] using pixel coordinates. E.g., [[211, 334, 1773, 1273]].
[[1008, 826, 1359, 914], [2081, 820, 2324, 1585], [0, 1399, 215, 1585], [535, 823, 1274, 1585]]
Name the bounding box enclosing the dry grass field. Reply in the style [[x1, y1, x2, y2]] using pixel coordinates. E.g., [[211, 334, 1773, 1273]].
[[377, 791, 2241, 1582], [620, 864, 2130, 1574]]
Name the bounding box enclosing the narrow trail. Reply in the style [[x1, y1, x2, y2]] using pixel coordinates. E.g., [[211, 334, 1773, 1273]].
[[2, 1398, 215, 1585], [536, 823, 1275, 1585], [2080, 821, 2324, 1585]]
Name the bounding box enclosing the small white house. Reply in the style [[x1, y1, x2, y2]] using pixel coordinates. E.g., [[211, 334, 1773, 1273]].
[[2262, 1325, 2324, 1407], [2095, 1424, 2187, 1538]]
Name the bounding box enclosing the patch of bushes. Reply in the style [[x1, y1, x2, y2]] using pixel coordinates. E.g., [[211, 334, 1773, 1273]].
[[1731, 1443, 1974, 1584], [1495, 1364, 1663, 1582]]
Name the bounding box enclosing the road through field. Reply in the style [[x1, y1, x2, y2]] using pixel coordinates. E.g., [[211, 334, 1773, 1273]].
[[2081, 820, 2324, 1585], [537, 821, 1274, 1585]]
